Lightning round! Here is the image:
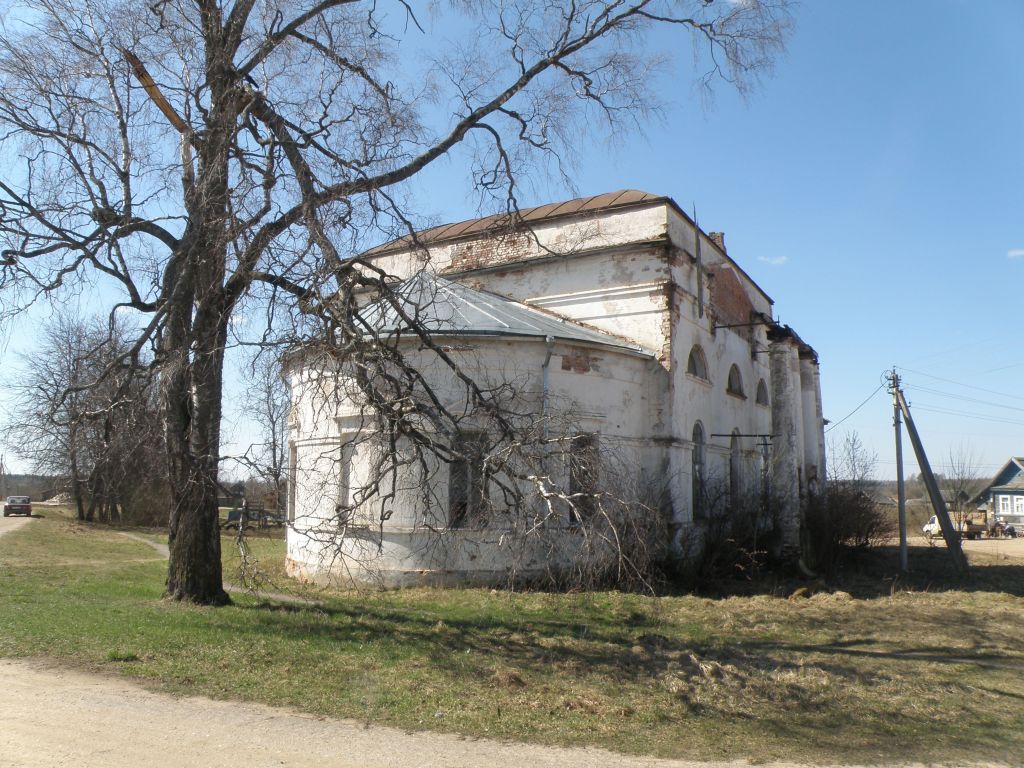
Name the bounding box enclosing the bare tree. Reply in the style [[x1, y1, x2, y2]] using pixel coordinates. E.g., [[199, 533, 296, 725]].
[[942, 444, 980, 528], [237, 350, 289, 513], [2, 313, 166, 523], [828, 431, 877, 489], [2, 314, 92, 518], [0, 0, 791, 603]]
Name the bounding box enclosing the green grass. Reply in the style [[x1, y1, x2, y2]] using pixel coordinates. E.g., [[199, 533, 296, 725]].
[[2, 511, 1024, 764]]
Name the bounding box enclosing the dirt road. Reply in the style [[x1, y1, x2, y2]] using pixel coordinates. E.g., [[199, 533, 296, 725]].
[[5, 658, 1012, 768], [0, 511, 33, 537], [0, 659, 755, 768]]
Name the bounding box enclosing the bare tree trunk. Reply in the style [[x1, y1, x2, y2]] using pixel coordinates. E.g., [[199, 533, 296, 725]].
[[69, 437, 86, 522], [163, 340, 230, 603]]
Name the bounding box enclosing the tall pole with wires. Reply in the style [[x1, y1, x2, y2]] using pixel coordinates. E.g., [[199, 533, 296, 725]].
[[889, 370, 908, 573]]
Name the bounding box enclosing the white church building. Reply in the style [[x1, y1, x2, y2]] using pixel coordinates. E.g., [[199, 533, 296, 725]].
[[285, 190, 826, 586]]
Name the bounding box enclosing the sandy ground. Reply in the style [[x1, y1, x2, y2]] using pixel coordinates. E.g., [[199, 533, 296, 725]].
[[3, 658, 1012, 768], [907, 533, 1024, 560], [2, 515, 1019, 767]]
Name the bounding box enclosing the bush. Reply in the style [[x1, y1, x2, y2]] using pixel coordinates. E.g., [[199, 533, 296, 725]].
[[673, 479, 781, 586], [804, 482, 895, 574]]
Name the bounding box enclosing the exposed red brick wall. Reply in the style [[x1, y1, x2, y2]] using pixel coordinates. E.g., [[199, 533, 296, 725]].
[[445, 232, 534, 273], [561, 348, 598, 374], [707, 265, 755, 340]]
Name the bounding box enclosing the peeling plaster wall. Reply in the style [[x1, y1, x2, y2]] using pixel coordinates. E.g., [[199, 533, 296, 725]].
[[289, 198, 826, 584], [286, 338, 668, 586]]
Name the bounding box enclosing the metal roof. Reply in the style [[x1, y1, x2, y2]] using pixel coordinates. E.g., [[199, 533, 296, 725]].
[[366, 190, 665, 255], [358, 272, 651, 355]]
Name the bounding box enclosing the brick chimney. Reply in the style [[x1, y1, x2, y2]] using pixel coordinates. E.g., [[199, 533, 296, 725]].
[[708, 231, 726, 253]]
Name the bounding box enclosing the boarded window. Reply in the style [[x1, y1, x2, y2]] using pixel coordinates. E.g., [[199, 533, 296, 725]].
[[727, 364, 745, 397], [569, 433, 600, 522], [449, 431, 488, 529], [756, 379, 769, 406], [686, 345, 708, 380]]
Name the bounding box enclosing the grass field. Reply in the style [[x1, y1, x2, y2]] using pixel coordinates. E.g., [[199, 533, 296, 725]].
[[2, 509, 1023, 764]]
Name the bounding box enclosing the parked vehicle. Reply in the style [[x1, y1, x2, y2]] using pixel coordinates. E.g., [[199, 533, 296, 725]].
[[220, 502, 284, 530], [991, 520, 1019, 539], [922, 515, 985, 540], [3, 496, 32, 517]]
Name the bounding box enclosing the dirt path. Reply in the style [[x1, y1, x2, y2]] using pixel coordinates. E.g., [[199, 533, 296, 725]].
[[4, 658, 1005, 768], [0, 511, 33, 538], [115, 531, 321, 605], [0, 659, 719, 768]]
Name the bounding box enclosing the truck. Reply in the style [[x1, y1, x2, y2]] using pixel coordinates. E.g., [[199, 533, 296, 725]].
[[922, 510, 1000, 540]]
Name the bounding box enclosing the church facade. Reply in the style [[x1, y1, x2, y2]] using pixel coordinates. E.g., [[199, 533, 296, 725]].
[[285, 190, 826, 586]]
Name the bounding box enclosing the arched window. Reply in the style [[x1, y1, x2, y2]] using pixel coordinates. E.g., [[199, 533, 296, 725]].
[[686, 345, 708, 380], [756, 379, 769, 406], [691, 422, 706, 520], [726, 364, 744, 397], [729, 431, 741, 502]]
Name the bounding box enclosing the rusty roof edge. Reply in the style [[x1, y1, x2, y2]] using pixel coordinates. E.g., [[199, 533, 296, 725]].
[[363, 190, 669, 256], [363, 189, 788, 322]]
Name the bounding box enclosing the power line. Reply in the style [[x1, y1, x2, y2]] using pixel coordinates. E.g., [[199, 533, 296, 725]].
[[897, 366, 1024, 403], [905, 385, 1024, 414], [910, 403, 1024, 427], [825, 383, 885, 434]]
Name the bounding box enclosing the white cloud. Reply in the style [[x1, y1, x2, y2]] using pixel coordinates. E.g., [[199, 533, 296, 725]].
[[758, 255, 789, 266], [1008, 249, 1024, 260]]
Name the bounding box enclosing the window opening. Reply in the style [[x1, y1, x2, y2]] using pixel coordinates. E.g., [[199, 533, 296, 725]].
[[335, 441, 353, 525], [687, 345, 708, 380], [287, 443, 297, 523], [449, 431, 488, 529], [729, 431, 741, 501], [756, 379, 769, 406], [727, 365, 745, 397], [569, 433, 600, 522], [691, 422, 705, 520]]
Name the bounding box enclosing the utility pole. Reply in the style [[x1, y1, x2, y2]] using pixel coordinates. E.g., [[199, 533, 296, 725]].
[[892, 380, 968, 575], [889, 370, 908, 573]]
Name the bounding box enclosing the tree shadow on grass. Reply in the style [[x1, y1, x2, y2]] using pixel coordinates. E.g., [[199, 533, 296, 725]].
[[693, 543, 1024, 600], [225, 591, 1024, 763]]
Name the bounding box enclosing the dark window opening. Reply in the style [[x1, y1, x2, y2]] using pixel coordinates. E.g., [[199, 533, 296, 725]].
[[727, 364, 745, 397], [449, 431, 488, 529], [729, 432, 741, 501], [569, 433, 600, 522], [687, 345, 708, 380], [756, 379, 769, 406], [691, 423, 705, 520]]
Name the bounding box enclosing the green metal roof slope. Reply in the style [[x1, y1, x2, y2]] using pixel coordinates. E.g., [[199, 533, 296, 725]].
[[358, 272, 651, 355]]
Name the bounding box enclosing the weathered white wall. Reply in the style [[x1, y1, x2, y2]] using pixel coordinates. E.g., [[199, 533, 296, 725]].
[[287, 198, 827, 585], [286, 337, 668, 586]]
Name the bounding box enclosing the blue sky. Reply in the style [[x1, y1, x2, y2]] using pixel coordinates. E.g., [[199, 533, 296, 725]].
[[2, 1, 1021, 481], [408, 0, 1024, 481]]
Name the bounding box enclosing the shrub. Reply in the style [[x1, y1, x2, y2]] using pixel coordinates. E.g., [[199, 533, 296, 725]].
[[804, 482, 895, 574]]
